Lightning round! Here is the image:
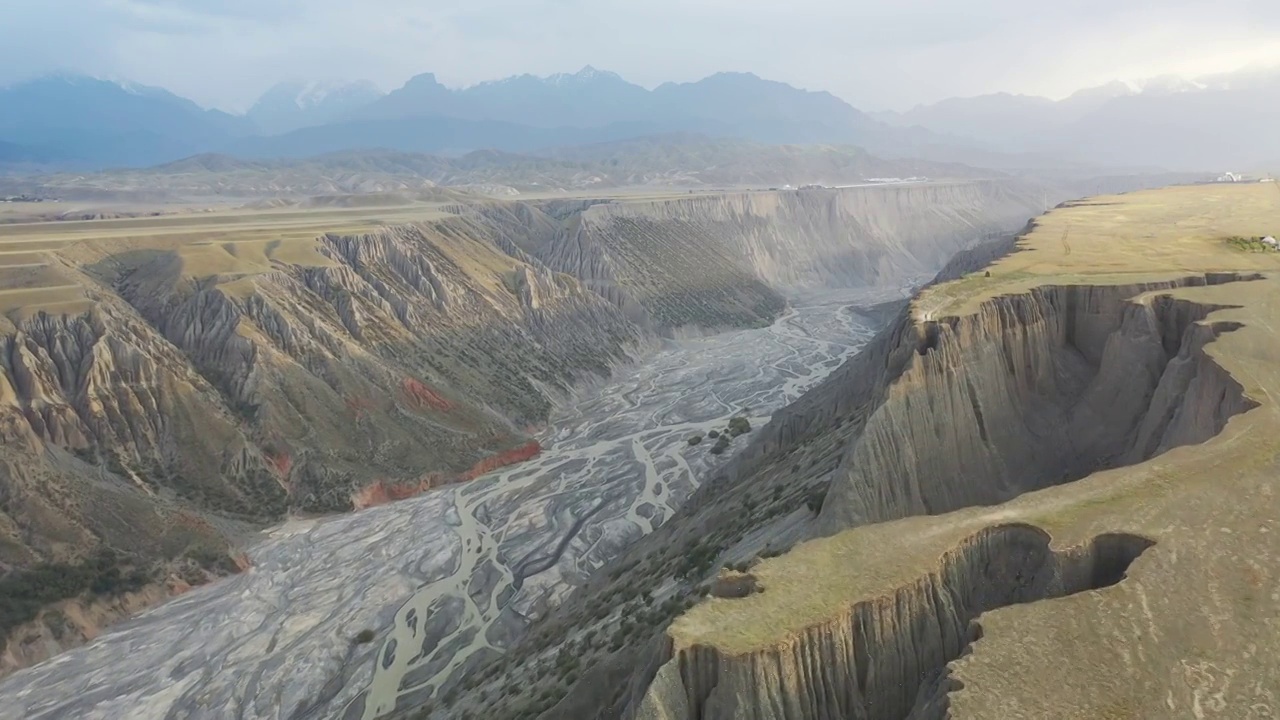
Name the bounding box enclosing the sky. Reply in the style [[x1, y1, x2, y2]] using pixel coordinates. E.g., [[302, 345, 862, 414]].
[[3, 0, 1280, 112]]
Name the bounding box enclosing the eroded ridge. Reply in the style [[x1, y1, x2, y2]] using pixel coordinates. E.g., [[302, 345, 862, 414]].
[[642, 526, 1153, 720], [621, 276, 1258, 720], [821, 273, 1261, 533]]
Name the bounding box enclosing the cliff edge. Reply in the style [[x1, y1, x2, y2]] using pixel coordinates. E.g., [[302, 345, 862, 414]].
[[528, 182, 1280, 720]]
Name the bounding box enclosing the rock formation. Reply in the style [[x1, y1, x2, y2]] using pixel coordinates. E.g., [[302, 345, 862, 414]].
[[637, 526, 1154, 720], [494, 183, 1280, 720], [0, 180, 1051, 672]]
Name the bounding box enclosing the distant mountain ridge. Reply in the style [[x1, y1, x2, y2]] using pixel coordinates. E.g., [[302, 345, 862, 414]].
[[877, 65, 1280, 170], [0, 69, 967, 170], [2, 64, 1278, 172], [0, 75, 254, 167], [246, 80, 385, 134]]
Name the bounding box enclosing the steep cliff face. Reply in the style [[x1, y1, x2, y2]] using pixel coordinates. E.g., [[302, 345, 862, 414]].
[[526, 274, 1256, 720], [2, 221, 638, 525], [820, 275, 1257, 533], [639, 527, 1154, 720], [510, 182, 1047, 332]]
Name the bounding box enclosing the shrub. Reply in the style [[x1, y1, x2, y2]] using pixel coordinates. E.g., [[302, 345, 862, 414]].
[[0, 548, 153, 651], [354, 628, 377, 644], [709, 435, 731, 456], [727, 416, 752, 437], [687, 434, 703, 446], [708, 430, 720, 439]]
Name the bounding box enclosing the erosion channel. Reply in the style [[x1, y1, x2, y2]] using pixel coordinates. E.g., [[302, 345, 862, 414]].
[[0, 284, 904, 719], [0, 181, 1062, 719]]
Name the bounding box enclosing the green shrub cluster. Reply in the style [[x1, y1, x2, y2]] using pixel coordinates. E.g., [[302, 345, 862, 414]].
[[0, 549, 153, 650], [1227, 235, 1279, 252]]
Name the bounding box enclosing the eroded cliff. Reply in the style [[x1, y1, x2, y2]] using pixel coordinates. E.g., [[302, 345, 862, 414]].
[[523, 183, 1280, 720], [639, 526, 1154, 720], [0, 181, 1051, 673], [504, 182, 1047, 332], [0, 214, 641, 666], [624, 277, 1254, 720]]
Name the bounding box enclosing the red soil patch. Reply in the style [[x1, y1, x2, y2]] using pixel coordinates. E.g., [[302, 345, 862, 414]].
[[265, 450, 293, 477], [459, 440, 541, 481], [401, 378, 456, 412], [345, 395, 376, 420], [351, 440, 543, 510]]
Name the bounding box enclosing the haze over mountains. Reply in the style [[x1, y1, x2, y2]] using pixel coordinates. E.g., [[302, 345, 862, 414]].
[[1, 64, 1278, 173], [876, 65, 1280, 171]]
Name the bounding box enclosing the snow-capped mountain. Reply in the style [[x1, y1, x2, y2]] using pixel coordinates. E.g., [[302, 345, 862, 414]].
[[543, 65, 625, 86], [247, 80, 384, 135]]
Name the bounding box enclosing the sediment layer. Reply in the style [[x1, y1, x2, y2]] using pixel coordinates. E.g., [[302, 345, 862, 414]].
[[623, 277, 1254, 720], [641, 526, 1153, 720], [0, 181, 1050, 674], [512, 182, 1046, 332], [538, 184, 1280, 720]]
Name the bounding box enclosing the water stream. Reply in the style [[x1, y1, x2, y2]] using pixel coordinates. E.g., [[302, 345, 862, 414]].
[[0, 284, 916, 720]]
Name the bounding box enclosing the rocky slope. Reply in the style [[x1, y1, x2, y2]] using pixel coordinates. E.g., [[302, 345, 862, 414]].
[[0, 214, 640, 667], [501, 182, 1046, 332], [481, 184, 1280, 720], [625, 275, 1255, 720], [0, 181, 1051, 673]]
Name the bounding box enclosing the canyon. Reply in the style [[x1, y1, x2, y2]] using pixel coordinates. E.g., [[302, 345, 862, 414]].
[[0, 179, 1054, 716], [517, 182, 1280, 720], [5, 179, 1271, 720]]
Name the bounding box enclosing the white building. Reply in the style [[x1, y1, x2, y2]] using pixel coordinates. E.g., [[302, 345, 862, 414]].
[[1262, 236, 1278, 247]]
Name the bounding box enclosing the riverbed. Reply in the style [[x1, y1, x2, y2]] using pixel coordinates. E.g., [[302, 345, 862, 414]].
[[0, 284, 916, 720]]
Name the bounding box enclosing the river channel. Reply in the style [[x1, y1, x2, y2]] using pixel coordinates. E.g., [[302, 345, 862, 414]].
[[0, 284, 918, 720]]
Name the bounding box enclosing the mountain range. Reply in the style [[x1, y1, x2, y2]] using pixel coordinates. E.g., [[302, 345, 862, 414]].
[[877, 67, 1280, 171], [0, 65, 1278, 173]]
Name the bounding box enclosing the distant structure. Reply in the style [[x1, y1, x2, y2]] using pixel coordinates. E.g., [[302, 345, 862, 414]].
[[1217, 172, 1242, 183], [1263, 236, 1278, 247]]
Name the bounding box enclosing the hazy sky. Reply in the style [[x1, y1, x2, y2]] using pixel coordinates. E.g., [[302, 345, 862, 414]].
[[3, 0, 1280, 112]]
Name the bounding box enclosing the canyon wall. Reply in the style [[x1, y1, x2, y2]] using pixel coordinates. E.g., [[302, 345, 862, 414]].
[[506, 182, 1048, 332], [0, 180, 1049, 672], [636, 527, 1154, 720], [819, 275, 1257, 532], [501, 268, 1257, 720], [622, 277, 1255, 720]]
